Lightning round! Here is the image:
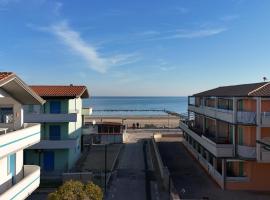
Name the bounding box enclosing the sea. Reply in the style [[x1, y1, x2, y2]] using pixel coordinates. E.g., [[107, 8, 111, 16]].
[[83, 96, 188, 116]]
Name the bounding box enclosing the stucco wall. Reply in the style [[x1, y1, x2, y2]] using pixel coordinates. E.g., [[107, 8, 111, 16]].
[[261, 100, 270, 112], [0, 88, 23, 130], [242, 99, 256, 112], [226, 161, 270, 191]]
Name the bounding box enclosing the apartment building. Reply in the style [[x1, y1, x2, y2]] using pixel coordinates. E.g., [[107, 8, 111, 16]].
[[180, 82, 270, 191], [0, 72, 45, 200], [24, 85, 90, 174]]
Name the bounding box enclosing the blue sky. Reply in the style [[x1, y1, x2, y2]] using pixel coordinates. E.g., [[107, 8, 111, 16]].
[[0, 0, 270, 96]]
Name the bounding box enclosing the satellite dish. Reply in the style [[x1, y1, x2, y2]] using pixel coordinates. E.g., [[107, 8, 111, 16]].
[[263, 77, 267, 82]]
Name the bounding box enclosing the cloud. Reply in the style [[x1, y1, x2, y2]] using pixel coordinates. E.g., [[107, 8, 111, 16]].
[[137, 30, 160, 36], [0, 0, 19, 5], [45, 21, 138, 73], [168, 28, 227, 39], [173, 7, 189, 14], [140, 28, 227, 42], [160, 66, 175, 71], [220, 15, 239, 22], [53, 2, 63, 15]]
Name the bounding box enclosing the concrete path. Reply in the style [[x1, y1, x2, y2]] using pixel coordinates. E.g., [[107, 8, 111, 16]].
[[106, 133, 147, 200]]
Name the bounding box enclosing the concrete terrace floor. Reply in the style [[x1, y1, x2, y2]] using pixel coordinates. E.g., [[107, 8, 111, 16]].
[[157, 139, 270, 200]]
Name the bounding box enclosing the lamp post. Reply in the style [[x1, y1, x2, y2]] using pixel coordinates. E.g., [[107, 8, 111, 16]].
[[104, 144, 107, 195]]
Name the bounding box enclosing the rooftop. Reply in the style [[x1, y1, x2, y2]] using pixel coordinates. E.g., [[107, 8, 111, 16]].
[[0, 72, 45, 105], [30, 85, 89, 99], [193, 82, 270, 97], [0, 72, 13, 82]]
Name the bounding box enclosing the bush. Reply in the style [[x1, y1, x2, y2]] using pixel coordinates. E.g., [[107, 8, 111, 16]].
[[48, 180, 103, 200]]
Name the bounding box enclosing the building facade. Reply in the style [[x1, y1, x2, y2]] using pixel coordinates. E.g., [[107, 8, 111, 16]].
[[180, 82, 270, 191], [24, 85, 90, 175], [0, 72, 45, 200]]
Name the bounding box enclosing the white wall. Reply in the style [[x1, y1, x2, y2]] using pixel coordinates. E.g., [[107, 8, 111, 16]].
[[0, 88, 23, 130]]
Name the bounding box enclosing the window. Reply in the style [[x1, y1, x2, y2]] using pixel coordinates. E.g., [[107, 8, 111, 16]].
[[49, 125, 61, 140], [28, 105, 34, 113], [238, 127, 243, 145], [0, 107, 13, 123], [8, 153, 16, 184], [239, 162, 244, 177], [50, 101, 61, 114], [238, 100, 244, 111]]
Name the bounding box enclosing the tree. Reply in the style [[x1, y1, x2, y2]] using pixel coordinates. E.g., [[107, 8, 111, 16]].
[[48, 180, 103, 200]]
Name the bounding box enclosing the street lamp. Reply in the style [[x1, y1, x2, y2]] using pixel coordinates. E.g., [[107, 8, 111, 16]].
[[104, 143, 108, 195]]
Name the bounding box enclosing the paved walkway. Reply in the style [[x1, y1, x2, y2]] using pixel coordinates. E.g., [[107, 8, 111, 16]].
[[158, 140, 270, 200], [106, 134, 147, 200]]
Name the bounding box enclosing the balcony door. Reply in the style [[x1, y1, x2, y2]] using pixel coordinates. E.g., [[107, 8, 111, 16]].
[[8, 153, 16, 184], [50, 101, 61, 114], [43, 151, 54, 171], [49, 125, 61, 140]]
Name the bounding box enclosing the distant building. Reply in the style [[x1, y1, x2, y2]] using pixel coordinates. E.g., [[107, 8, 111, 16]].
[[24, 85, 91, 175], [0, 72, 45, 199], [83, 122, 125, 144], [180, 82, 270, 191]]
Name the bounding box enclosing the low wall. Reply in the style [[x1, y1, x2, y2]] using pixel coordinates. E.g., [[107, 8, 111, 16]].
[[62, 172, 93, 183], [150, 138, 181, 200]]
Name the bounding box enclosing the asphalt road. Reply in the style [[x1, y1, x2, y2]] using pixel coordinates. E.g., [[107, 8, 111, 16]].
[[158, 141, 270, 200]]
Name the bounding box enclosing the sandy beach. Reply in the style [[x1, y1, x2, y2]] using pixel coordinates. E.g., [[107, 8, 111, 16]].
[[84, 114, 180, 129]]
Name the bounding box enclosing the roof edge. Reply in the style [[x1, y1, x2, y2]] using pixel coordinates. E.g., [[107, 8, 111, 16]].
[[248, 81, 270, 96]]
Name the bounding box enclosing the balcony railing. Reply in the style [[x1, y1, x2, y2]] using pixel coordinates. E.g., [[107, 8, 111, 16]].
[[29, 137, 79, 149], [188, 105, 234, 123], [180, 121, 234, 157], [203, 133, 230, 144], [237, 111, 256, 124], [24, 112, 77, 123], [0, 165, 40, 200], [0, 124, 40, 158], [237, 145, 256, 159], [261, 112, 270, 126]]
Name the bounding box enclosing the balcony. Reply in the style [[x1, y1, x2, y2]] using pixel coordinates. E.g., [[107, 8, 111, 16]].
[[82, 107, 93, 116], [237, 111, 256, 124], [188, 105, 234, 123], [180, 121, 234, 157], [82, 126, 97, 135], [28, 137, 79, 149], [0, 124, 40, 158], [237, 145, 256, 159], [261, 112, 270, 127], [24, 112, 77, 123], [257, 137, 270, 162], [0, 165, 40, 200]]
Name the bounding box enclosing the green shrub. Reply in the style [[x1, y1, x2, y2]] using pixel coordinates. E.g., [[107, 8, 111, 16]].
[[48, 180, 103, 200]]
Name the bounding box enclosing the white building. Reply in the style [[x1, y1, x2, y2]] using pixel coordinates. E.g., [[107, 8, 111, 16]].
[[0, 72, 45, 200]]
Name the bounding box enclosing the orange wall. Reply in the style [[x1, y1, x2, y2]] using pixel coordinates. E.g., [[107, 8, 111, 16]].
[[242, 126, 256, 146], [243, 99, 256, 112], [261, 127, 270, 138], [261, 100, 270, 112], [226, 161, 270, 191]]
